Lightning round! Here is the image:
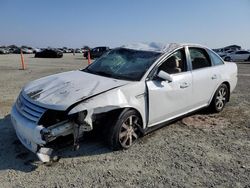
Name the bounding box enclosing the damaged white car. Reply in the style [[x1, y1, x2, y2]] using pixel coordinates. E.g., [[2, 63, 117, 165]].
[[11, 43, 237, 162]]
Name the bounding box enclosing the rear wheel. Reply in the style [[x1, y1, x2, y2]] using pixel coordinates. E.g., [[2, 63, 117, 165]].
[[209, 83, 229, 113], [247, 56, 250, 62], [108, 109, 142, 150]]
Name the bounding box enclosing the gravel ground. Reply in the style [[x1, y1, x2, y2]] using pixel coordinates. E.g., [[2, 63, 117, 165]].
[[0, 54, 249, 188]]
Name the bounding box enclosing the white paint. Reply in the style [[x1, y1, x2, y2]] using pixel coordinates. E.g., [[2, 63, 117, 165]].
[[226, 50, 250, 61], [147, 71, 193, 126], [37, 147, 53, 163], [121, 42, 182, 53], [23, 70, 130, 111], [68, 82, 147, 129], [11, 43, 238, 162]]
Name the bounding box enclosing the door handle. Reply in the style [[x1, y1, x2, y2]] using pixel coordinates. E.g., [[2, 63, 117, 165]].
[[180, 82, 189, 88], [211, 75, 218, 80]]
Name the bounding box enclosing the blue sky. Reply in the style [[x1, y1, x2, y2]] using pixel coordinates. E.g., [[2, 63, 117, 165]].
[[0, 0, 250, 49]]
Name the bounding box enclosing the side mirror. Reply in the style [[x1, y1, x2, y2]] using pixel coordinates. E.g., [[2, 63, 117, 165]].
[[157, 70, 173, 82]]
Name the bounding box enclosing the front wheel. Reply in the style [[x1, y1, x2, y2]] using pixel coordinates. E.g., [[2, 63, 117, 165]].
[[209, 83, 229, 113], [108, 109, 142, 150]]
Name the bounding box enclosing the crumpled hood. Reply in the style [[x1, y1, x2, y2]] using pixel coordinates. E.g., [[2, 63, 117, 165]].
[[22, 70, 130, 111]]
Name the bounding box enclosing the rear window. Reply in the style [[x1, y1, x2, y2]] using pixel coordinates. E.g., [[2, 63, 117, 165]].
[[236, 51, 250, 54], [208, 50, 224, 66], [189, 48, 211, 70]]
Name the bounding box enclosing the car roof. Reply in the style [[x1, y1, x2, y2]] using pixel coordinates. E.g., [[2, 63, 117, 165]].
[[121, 42, 209, 53]]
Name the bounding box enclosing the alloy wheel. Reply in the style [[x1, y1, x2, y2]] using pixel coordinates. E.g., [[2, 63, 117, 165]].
[[119, 115, 140, 148], [215, 87, 227, 110]]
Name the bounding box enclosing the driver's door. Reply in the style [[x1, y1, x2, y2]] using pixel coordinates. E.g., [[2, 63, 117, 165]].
[[146, 48, 193, 127]]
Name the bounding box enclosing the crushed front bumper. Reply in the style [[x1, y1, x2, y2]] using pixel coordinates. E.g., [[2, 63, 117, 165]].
[[11, 104, 74, 162]]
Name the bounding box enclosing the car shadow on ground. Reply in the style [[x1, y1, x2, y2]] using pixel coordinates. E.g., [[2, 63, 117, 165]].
[[0, 108, 213, 172], [0, 114, 112, 172]]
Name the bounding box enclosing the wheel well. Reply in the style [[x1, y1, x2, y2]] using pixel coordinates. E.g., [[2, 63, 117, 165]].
[[93, 107, 144, 133], [222, 81, 230, 102], [117, 107, 144, 128]]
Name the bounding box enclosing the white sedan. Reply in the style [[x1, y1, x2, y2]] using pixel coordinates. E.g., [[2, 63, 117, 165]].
[[11, 43, 238, 162], [224, 50, 250, 62]]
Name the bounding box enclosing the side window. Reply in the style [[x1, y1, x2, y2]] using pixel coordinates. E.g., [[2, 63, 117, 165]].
[[241, 51, 250, 54], [208, 50, 224, 66], [236, 51, 242, 54], [189, 48, 211, 70], [235, 51, 250, 54], [159, 48, 187, 74]]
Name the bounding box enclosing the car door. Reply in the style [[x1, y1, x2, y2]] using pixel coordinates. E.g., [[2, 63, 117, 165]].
[[234, 51, 243, 61], [189, 47, 220, 108], [146, 48, 193, 127], [240, 51, 250, 61], [233, 51, 246, 61]]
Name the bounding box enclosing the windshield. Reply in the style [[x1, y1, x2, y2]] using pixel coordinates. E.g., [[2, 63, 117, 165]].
[[83, 48, 161, 81]]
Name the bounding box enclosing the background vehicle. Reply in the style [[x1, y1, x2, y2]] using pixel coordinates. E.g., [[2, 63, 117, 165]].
[[33, 48, 42, 53], [75, 48, 82, 53], [83, 46, 110, 59], [21, 48, 33, 54], [0, 48, 9, 54], [219, 50, 235, 59], [213, 45, 241, 57], [224, 50, 250, 61], [34, 49, 63, 58], [11, 43, 237, 162]]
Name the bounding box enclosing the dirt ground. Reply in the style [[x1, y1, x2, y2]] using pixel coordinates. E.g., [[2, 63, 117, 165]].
[[0, 54, 249, 188]]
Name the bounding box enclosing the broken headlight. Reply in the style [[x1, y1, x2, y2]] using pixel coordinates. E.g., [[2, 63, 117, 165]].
[[38, 110, 69, 127]]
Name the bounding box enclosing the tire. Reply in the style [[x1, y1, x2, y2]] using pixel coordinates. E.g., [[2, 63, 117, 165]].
[[224, 56, 231, 61], [247, 56, 250, 62], [108, 109, 142, 150], [209, 83, 229, 113]]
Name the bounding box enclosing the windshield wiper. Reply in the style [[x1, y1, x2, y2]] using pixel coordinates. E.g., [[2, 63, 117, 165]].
[[84, 69, 135, 80], [82, 67, 92, 73], [94, 70, 113, 78], [83, 68, 112, 77]]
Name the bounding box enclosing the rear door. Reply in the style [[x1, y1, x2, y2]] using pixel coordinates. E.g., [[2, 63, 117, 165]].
[[239, 51, 250, 61], [234, 51, 243, 61], [232, 51, 249, 61], [189, 47, 220, 108], [146, 48, 193, 127]]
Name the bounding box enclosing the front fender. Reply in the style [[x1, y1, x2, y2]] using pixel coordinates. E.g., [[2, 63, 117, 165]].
[[67, 82, 147, 129]]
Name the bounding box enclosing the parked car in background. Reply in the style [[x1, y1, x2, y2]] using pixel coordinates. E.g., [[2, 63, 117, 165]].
[[0, 48, 9, 54], [33, 48, 42, 53], [21, 48, 33, 54], [11, 43, 237, 162], [61, 47, 71, 53], [218, 50, 235, 59], [75, 48, 82, 53], [35, 49, 63, 58], [84, 46, 110, 59], [12, 48, 21, 54], [213, 45, 241, 55], [224, 50, 250, 62]]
